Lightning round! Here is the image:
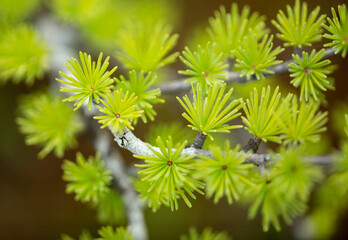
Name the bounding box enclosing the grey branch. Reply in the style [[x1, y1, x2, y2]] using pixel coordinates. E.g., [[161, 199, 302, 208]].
[[114, 128, 272, 166], [157, 47, 338, 94], [95, 132, 148, 240], [114, 128, 335, 168]]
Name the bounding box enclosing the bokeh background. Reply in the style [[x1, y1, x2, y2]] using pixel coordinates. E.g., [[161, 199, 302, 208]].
[[1, 0, 348, 239]]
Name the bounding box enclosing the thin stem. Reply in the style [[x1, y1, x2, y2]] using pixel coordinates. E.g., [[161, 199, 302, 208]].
[[243, 136, 262, 153], [192, 132, 207, 149]]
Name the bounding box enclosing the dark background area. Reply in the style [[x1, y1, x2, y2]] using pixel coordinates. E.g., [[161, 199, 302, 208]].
[[1, 0, 348, 239]]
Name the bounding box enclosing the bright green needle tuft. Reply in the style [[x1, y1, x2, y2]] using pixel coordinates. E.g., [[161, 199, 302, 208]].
[[323, 4, 348, 57], [178, 42, 228, 91], [242, 86, 290, 143], [272, 0, 325, 47], [116, 70, 164, 124], [177, 83, 242, 140], [289, 49, 334, 102], [57, 51, 117, 111], [135, 136, 204, 211], [233, 34, 284, 80], [94, 89, 143, 135], [195, 142, 252, 204]]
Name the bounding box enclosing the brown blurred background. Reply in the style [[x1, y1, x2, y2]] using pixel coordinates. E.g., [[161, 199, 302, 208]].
[[1, 0, 348, 239]]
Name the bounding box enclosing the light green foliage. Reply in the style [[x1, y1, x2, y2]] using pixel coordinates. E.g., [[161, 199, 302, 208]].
[[0, 0, 40, 22], [278, 96, 328, 144], [135, 137, 204, 211], [17, 92, 82, 159], [248, 174, 307, 232], [323, 4, 348, 57], [94, 89, 143, 134], [132, 178, 168, 212], [94, 189, 126, 225], [178, 42, 228, 90], [289, 49, 334, 102], [272, 147, 323, 202], [0, 25, 49, 85], [145, 121, 195, 146], [194, 142, 252, 204], [272, 0, 325, 47], [177, 83, 242, 140], [233, 34, 284, 80], [62, 152, 112, 203], [57, 52, 117, 111], [115, 71, 164, 124], [60, 229, 94, 240], [115, 22, 179, 72], [242, 86, 289, 143], [53, 0, 179, 50], [96, 226, 133, 240], [181, 227, 232, 240], [207, 3, 268, 58]]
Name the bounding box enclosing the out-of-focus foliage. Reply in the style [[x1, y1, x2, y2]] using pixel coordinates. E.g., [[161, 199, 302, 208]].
[[94, 89, 143, 134], [52, 0, 180, 50], [308, 144, 348, 240], [115, 71, 164, 124], [135, 137, 204, 211], [207, 3, 268, 59], [145, 121, 195, 146], [0, 25, 50, 85], [16, 91, 82, 158], [178, 42, 228, 90], [62, 152, 112, 204], [96, 226, 134, 240], [60, 229, 94, 240], [278, 96, 328, 145], [94, 189, 126, 225], [323, 4, 348, 57], [56, 52, 117, 111], [177, 83, 242, 140], [0, 0, 40, 22], [132, 178, 168, 212], [194, 142, 252, 204], [115, 22, 179, 72], [181, 227, 232, 240], [247, 173, 306, 232], [271, 147, 323, 202], [272, 0, 325, 47], [289, 49, 334, 102], [233, 34, 284, 80]]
